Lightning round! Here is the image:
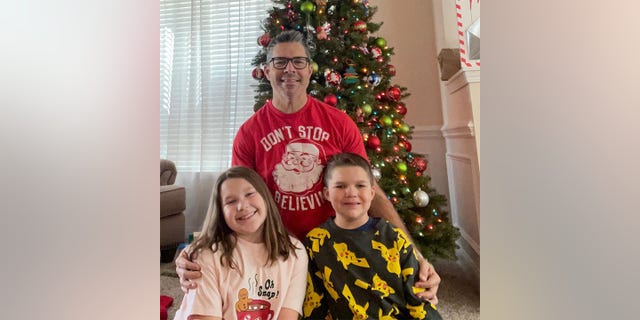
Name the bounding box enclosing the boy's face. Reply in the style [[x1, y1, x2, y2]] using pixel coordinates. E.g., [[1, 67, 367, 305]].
[[323, 166, 375, 229]]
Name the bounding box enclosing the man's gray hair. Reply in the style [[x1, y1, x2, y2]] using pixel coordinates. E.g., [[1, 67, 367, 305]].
[[266, 30, 312, 62]]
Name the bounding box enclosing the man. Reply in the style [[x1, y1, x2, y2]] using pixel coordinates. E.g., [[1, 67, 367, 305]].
[[176, 30, 441, 303]]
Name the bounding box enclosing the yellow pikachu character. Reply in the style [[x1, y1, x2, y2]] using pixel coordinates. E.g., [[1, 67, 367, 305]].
[[371, 240, 401, 276], [342, 285, 369, 320], [371, 273, 395, 298], [377, 307, 399, 320], [307, 228, 331, 258], [412, 285, 427, 295], [318, 266, 340, 300], [394, 228, 413, 253], [303, 273, 324, 317], [333, 242, 370, 269], [401, 266, 416, 282], [406, 303, 427, 319]]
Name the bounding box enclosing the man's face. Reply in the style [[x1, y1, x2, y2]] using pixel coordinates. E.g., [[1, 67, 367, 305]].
[[265, 42, 312, 99]]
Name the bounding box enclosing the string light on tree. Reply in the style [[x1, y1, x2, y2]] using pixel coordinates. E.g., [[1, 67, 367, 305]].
[[372, 167, 381, 181]]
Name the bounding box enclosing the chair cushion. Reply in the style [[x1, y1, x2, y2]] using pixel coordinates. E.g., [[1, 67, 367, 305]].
[[160, 159, 177, 186], [161, 213, 185, 247], [160, 185, 186, 218]]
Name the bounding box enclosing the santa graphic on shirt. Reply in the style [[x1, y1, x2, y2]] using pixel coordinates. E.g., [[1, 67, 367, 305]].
[[273, 141, 325, 194]]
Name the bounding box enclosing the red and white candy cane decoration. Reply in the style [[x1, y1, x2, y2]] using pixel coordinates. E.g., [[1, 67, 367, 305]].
[[456, 0, 480, 69]]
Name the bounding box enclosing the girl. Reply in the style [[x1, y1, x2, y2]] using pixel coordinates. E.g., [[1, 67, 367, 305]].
[[173, 166, 308, 320]]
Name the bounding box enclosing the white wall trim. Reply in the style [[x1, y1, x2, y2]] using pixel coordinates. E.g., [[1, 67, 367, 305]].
[[446, 69, 480, 94], [446, 152, 472, 164], [456, 235, 480, 282], [459, 228, 480, 255], [445, 152, 480, 276], [447, 151, 480, 224], [441, 121, 475, 138], [464, 69, 481, 83], [445, 152, 469, 228], [445, 152, 480, 250], [445, 71, 467, 94], [412, 125, 444, 139]]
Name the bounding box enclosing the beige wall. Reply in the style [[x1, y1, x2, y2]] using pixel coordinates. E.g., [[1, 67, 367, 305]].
[[370, 0, 443, 127], [432, 0, 459, 52]]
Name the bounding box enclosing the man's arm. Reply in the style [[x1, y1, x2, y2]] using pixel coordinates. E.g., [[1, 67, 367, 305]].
[[368, 182, 410, 236], [368, 181, 441, 304], [176, 249, 203, 292]]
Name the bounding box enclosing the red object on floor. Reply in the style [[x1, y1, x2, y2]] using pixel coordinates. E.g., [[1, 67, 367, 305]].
[[161, 295, 174, 320]]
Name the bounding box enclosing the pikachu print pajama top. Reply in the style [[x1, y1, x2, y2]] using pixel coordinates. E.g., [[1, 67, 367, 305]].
[[303, 217, 443, 320]]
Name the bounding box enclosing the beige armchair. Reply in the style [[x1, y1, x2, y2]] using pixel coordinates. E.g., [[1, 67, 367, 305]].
[[160, 159, 186, 262]]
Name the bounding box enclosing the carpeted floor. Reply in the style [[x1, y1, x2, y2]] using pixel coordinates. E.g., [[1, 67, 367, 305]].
[[161, 258, 479, 319]]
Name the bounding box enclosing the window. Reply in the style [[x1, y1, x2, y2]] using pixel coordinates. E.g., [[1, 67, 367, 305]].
[[160, 0, 271, 172]]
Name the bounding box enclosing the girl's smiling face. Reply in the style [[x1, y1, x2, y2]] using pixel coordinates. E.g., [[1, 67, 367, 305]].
[[220, 178, 267, 243]]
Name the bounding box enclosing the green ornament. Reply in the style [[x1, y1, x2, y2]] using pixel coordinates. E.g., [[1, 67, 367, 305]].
[[300, 1, 314, 13], [380, 115, 392, 127], [396, 162, 407, 173], [311, 61, 319, 73], [361, 104, 372, 116], [402, 186, 411, 195], [376, 37, 387, 48], [400, 123, 410, 134]]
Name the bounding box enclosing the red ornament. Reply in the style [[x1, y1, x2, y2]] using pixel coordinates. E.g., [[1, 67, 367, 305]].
[[367, 135, 381, 149], [371, 47, 382, 58], [323, 93, 338, 106], [326, 71, 342, 86], [388, 64, 396, 76], [316, 26, 328, 40], [387, 87, 401, 101], [411, 158, 427, 172], [353, 20, 367, 33], [251, 67, 264, 80], [404, 141, 412, 152], [257, 33, 271, 47], [396, 104, 407, 115]]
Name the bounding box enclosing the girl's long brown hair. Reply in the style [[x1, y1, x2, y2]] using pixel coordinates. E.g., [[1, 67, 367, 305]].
[[187, 166, 299, 269]]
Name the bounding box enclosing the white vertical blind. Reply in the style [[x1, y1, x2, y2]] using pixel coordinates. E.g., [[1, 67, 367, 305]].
[[160, 0, 272, 172]]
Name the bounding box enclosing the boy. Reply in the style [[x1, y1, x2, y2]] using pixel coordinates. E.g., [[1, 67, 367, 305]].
[[303, 153, 443, 319]]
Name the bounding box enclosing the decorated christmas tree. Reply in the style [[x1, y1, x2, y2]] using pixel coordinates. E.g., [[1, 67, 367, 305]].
[[250, 0, 460, 261]]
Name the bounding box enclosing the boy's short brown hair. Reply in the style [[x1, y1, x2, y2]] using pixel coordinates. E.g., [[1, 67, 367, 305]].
[[323, 153, 373, 186]]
